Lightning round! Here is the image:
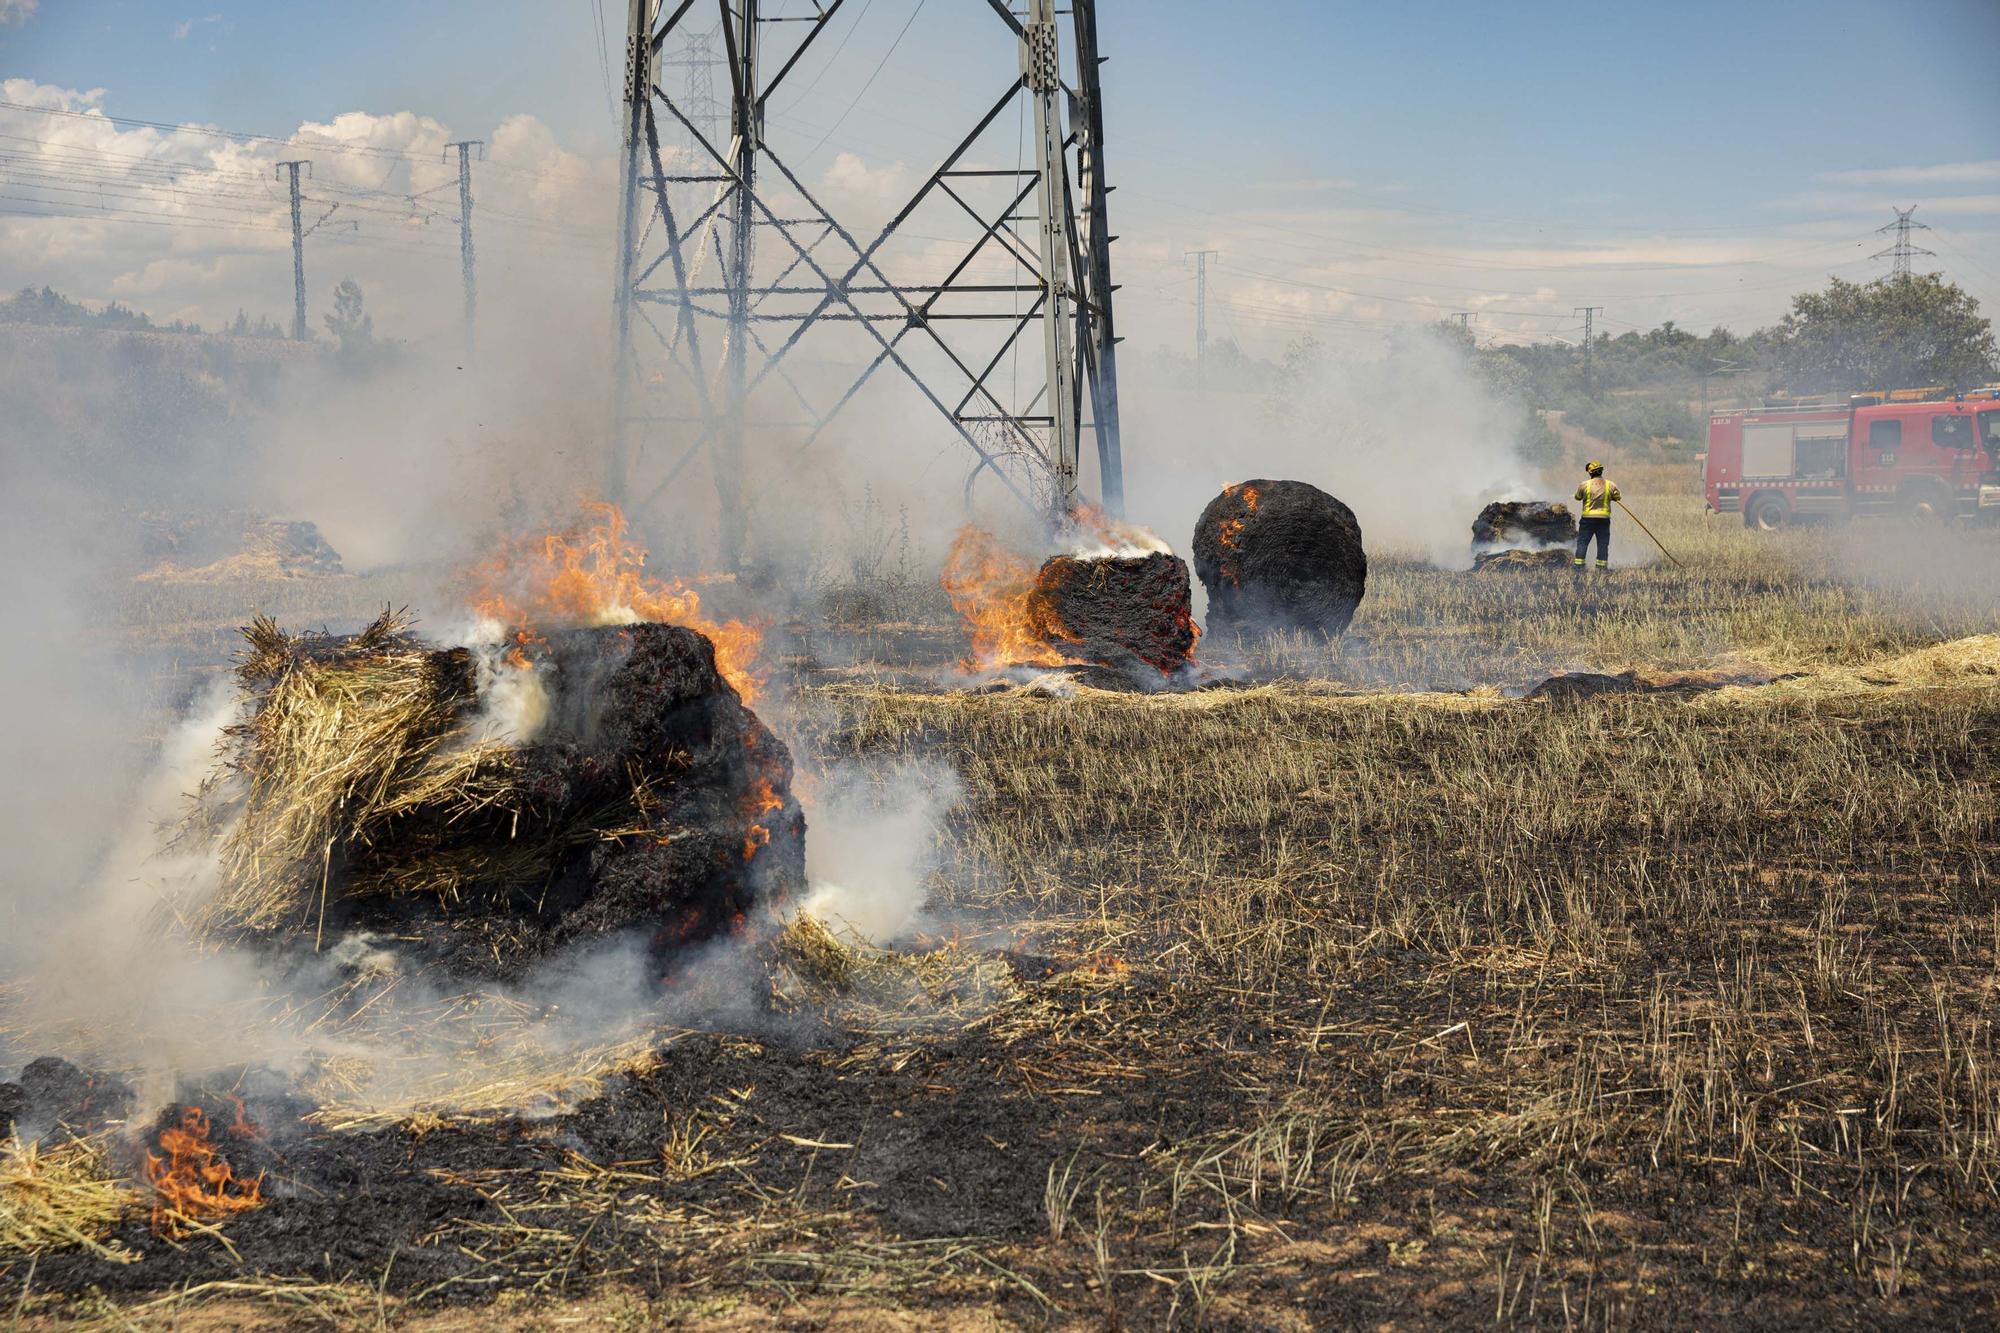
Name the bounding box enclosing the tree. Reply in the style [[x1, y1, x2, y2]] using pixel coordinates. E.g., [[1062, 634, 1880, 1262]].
[[1773, 273, 1997, 395], [323, 277, 391, 371], [323, 277, 373, 346]]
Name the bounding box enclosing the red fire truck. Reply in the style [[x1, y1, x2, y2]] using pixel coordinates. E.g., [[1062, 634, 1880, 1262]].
[[1704, 387, 2000, 529]]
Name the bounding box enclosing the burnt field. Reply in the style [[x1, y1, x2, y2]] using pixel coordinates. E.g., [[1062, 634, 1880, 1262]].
[[7, 475, 2000, 1329]]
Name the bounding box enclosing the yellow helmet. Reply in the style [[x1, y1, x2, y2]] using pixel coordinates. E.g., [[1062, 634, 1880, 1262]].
[[1585, 459, 1604, 476]]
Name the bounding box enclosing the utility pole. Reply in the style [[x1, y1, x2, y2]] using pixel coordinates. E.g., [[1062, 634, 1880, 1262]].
[[1574, 305, 1602, 396], [276, 160, 310, 340], [1871, 205, 1935, 280], [1187, 249, 1218, 394], [446, 140, 483, 360]]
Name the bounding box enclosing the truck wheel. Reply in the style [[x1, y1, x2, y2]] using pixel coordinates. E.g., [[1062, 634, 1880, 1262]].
[[1746, 494, 1789, 531], [1899, 484, 1951, 522]]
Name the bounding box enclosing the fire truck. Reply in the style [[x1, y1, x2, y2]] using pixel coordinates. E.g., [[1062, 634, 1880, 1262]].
[[1704, 387, 2000, 529]]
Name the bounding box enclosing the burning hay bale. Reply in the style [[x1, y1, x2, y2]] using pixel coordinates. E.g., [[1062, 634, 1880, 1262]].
[[1192, 479, 1367, 638], [185, 609, 804, 978], [1470, 500, 1575, 571], [940, 526, 1201, 686], [1030, 551, 1199, 678]]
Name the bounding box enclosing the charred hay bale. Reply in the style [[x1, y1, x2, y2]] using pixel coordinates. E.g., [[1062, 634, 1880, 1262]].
[[1192, 479, 1366, 638], [1472, 500, 1575, 550], [1472, 547, 1573, 572], [1526, 671, 1639, 703], [4, 1058, 136, 1141], [193, 613, 803, 979], [1031, 551, 1198, 679]]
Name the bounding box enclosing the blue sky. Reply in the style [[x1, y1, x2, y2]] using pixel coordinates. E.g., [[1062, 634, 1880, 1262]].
[[3, 0, 1997, 350]]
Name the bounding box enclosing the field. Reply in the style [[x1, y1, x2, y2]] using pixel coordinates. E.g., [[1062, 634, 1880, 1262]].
[[7, 463, 2000, 1328]]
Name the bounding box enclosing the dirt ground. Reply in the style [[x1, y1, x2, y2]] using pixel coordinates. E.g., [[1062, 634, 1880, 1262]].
[[7, 462, 2000, 1328]]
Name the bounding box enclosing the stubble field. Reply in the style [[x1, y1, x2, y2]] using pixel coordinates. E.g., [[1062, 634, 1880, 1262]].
[[7, 461, 2000, 1329]]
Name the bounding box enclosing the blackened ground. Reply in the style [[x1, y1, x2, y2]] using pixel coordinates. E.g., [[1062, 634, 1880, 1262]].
[[1193, 479, 1367, 638], [294, 623, 805, 979], [1030, 551, 1198, 679], [1472, 499, 1577, 549]]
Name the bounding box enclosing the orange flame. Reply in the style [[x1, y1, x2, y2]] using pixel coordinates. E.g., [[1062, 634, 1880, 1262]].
[[1214, 483, 1262, 585], [938, 526, 1072, 671], [740, 775, 782, 861], [143, 1104, 264, 1236], [468, 502, 765, 704]]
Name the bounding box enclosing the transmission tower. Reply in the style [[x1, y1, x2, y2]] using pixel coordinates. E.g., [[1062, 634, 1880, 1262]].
[[1574, 306, 1602, 396], [1186, 249, 1218, 393], [660, 21, 723, 220], [611, 0, 1127, 570], [1870, 205, 1935, 280]]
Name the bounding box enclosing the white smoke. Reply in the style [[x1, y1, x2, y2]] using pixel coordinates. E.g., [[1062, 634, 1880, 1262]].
[[799, 761, 960, 944], [1121, 331, 1550, 577]]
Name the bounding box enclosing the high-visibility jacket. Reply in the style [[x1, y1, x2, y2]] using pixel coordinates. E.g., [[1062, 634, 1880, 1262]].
[[1575, 476, 1621, 518]]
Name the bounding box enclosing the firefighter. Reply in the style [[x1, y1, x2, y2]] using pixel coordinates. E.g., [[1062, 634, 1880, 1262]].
[[1573, 460, 1619, 569]]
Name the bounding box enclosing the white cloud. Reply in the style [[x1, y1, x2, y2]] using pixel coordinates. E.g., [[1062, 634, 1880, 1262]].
[[172, 14, 225, 42], [820, 151, 907, 213], [0, 80, 614, 341], [0, 0, 37, 28], [1817, 161, 2000, 187]]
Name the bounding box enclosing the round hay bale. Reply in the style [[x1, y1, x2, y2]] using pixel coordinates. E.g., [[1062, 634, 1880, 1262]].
[[194, 614, 803, 979], [1471, 500, 1576, 550], [1192, 479, 1366, 638], [1031, 551, 1198, 679]]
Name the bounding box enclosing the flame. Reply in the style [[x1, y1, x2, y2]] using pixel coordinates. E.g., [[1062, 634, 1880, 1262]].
[[1067, 503, 1170, 558], [468, 502, 765, 704], [740, 776, 781, 861], [939, 526, 1072, 671], [1213, 483, 1262, 585], [143, 1103, 264, 1236]]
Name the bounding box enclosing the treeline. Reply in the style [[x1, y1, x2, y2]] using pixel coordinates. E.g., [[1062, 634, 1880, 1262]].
[[2, 285, 289, 340], [1152, 273, 2000, 453]]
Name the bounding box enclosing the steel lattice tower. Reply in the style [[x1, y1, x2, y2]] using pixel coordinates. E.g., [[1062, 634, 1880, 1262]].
[[610, 0, 1126, 570], [1871, 205, 1935, 280]]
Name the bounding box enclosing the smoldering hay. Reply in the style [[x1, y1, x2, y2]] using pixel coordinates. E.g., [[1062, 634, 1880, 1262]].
[[177, 609, 805, 979], [1193, 479, 1367, 638]]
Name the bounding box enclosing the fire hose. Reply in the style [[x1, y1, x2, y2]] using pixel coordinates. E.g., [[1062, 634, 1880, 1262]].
[[1615, 500, 1683, 568]]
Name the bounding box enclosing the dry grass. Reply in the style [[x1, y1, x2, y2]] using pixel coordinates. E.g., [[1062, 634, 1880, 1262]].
[[16, 457, 2000, 1326], [0, 1136, 139, 1262]]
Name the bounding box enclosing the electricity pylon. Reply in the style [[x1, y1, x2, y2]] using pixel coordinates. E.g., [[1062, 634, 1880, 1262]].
[[610, 0, 1127, 569]]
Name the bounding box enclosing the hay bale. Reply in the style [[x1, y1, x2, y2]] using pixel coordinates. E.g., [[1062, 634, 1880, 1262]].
[[190, 611, 804, 978], [5, 1058, 136, 1142], [1472, 500, 1575, 550], [1031, 551, 1199, 678], [1192, 479, 1366, 638], [1527, 671, 1639, 703], [1473, 547, 1573, 572]]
